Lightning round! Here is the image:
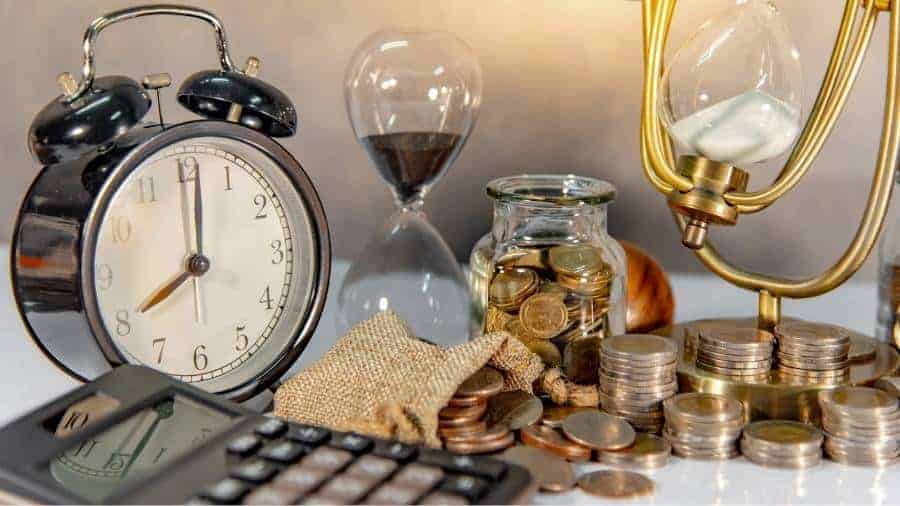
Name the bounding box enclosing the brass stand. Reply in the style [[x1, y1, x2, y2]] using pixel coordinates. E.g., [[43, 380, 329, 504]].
[[638, 0, 900, 420]]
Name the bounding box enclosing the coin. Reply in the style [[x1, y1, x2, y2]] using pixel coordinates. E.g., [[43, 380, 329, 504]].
[[849, 335, 878, 363], [774, 321, 851, 345], [562, 336, 601, 384], [442, 422, 509, 443], [486, 391, 543, 430], [520, 293, 569, 338], [541, 405, 595, 429], [500, 445, 576, 493], [448, 394, 488, 407], [520, 424, 592, 462], [489, 268, 538, 308], [664, 393, 743, 424], [698, 327, 774, 348], [438, 420, 487, 438], [742, 420, 824, 454], [561, 410, 635, 450], [521, 338, 562, 367], [540, 281, 568, 298], [445, 431, 515, 455], [596, 433, 671, 468], [577, 470, 654, 499], [439, 403, 487, 421], [485, 306, 515, 333], [874, 377, 900, 398], [548, 244, 607, 277], [602, 334, 676, 362], [455, 367, 504, 398], [819, 386, 899, 417]]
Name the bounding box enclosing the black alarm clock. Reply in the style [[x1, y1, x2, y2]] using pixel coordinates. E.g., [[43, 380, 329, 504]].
[[12, 5, 330, 401]]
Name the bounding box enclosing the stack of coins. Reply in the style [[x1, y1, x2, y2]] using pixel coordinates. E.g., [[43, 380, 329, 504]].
[[486, 244, 615, 374], [819, 386, 900, 467], [741, 420, 824, 469], [663, 393, 743, 459], [439, 368, 516, 454], [774, 322, 851, 384], [695, 327, 774, 381], [596, 433, 672, 469], [599, 335, 677, 433]]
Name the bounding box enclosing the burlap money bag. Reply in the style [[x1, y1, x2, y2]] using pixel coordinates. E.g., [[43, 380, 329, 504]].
[[274, 311, 544, 448]]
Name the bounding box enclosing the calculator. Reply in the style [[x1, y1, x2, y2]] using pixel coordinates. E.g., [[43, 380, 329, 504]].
[[0, 365, 535, 504]]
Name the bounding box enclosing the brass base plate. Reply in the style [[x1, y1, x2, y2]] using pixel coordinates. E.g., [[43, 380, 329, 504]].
[[653, 318, 899, 424]]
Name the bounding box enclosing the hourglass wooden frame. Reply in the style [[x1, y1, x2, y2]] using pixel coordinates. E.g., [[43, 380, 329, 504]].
[[638, 0, 900, 420], [640, 0, 900, 331]]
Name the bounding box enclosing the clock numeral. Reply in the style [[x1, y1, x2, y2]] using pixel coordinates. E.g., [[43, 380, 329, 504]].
[[259, 286, 274, 310], [271, 240, 284, 264], [177, 156, 199, 183], [224, 166, 233, 191], [253, 194, 268, 219], [138, 176, 157, 203], [97, 264, 113, 290], [115, 310, 131, 336], [62, 410, 89, 431], [235, 325, 248, 351], [71, 440, 97, 458], [193, 345, 208, 371], [111, 217, 132, 243], [152, 338, 166, 364]]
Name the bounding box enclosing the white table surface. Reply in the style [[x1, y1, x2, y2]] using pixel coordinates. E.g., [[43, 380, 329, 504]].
[[1, 249, 897, 505]]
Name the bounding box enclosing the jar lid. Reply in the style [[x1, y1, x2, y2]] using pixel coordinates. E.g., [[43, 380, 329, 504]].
[[486, 175, 616, 205]]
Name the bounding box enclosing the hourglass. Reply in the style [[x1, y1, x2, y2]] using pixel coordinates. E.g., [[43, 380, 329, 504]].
[[338, 29, 483, 344]]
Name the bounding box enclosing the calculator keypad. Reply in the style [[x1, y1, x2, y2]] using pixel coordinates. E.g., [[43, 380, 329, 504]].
[[196, 423, 512, 505]]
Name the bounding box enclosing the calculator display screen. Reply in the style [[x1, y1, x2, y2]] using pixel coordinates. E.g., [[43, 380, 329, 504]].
[[48, 396, 232, 502]]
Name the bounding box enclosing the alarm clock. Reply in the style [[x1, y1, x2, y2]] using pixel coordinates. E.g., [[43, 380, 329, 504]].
[[12, 5, 330, 401]]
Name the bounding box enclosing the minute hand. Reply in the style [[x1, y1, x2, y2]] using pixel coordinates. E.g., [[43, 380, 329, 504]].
[[193, 164, 203, 255]]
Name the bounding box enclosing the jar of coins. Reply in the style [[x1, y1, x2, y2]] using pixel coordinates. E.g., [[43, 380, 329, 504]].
[[877, 178, 900, 350], [469, 175, 626, 365]]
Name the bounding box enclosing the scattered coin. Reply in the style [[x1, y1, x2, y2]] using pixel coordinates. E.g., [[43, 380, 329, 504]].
[[848, 335, 877, 363], [487, 391, 543, 430], [500, 445, 576, 493], [445, 431, 515, 455], [541, 405, 595, 429], [439, 403, 487, 422], [455, 367, 504, 398], [520, 424, 592, 462], [577, 470, 654, 499], [438, 420, 487, 439], [562, 410, 635, 450], [596, 433, 671, 469]]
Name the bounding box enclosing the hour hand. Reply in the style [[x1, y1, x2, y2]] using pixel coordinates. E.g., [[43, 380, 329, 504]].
[[137, 270, 192, 314]]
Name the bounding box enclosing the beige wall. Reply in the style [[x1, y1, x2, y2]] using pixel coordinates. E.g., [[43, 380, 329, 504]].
[[1, 1, 894, 282]]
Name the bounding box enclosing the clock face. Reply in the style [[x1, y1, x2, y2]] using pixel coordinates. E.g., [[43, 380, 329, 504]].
[[90, 136, 318, 394]]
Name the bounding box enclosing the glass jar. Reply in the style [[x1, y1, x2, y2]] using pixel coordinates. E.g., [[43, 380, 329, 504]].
[[469, 175, 627, 351], [876, 173, 900, 348]]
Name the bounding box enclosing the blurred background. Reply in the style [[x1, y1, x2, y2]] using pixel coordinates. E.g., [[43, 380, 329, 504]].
[[1, 0, 893, 280]]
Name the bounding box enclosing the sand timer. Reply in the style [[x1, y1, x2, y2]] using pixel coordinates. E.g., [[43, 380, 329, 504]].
[[659, 0, 802, 249], [338, 30, 483, 344]]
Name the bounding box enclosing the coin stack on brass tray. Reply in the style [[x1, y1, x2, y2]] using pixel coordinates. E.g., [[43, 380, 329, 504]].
[[599, 335, 677, 433], [774, 322, 850, 384], [663, 393, 744, 459], [696, 327, 774, 382], [486, 244, 613, 376], [439, 367, 516, 454], [740, 420, 824, 469], [819, 386, 900, 467]]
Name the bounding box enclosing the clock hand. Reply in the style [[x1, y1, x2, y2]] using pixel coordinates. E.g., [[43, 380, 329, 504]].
[[192, 167, 207, 324], [137, 270, 192, 314]]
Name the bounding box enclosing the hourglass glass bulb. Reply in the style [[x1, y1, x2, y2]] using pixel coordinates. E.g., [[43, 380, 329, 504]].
[[659, 0, 803, 168]]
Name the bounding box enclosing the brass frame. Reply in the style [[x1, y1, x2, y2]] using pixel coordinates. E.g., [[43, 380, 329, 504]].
[[640, 0, 900, 330]]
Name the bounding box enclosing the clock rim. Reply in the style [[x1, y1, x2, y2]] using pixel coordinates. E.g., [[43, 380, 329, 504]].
[[79, 120, 331, 401]]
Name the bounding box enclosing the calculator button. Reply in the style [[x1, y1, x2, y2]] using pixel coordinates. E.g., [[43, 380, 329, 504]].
[[230, 459, 278, 483], [392, 464, 444, 489], [373, 440, 418, 462], [227, 434, 262, 457], [286, 424, 331, 446], [242, 484, 303, 505], [345, 455, 399, 481], [273, 466, 329, 495], [302, 447, 354, 473], [258, 440, 307, 463], [421, 491, 470, 505], [331, 433, 373, 454], [254, 418, 287, 438], [364, 483, 423, 505], [200, 477, 251, 504], [419, 450, 507, 481], [439, 475, 488, 502], [317, 475, 376, 504]]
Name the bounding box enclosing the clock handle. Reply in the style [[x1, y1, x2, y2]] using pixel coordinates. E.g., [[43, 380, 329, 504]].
[[60, 4, 239, 103]]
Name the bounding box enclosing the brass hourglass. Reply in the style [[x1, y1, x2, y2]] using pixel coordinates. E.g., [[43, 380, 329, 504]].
[[338, 29, 482, 344]]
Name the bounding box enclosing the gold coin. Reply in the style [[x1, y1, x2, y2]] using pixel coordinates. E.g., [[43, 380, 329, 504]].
[[561, 410, 635, 450], [698, 327, 774, 348], [445, 431, 515, 455], [486, 391, 543, 430], [496, 247, 546, 270], [520, 294, 569, 339], [442, 422, 509, 444], [849, 335, 877, 363], [489, 268, 538, 307], [557, 272, 611, 297], [819, 386, 898, 417], [521, 338, 562, 367], [520, 424, 592, 462], [456, 367, 504, 398], [504, 318, 540, 340], [485, 306, 515, 333], [500, 445, 576, 493], [540, 281, 569, 298], [742, 420, 824, 454], [596, 433, 672, 468], [663, 393, 743, 424], [439, 402, 487, 421], [563, 336, 601, 384], [874, 377, 900, 398], [577, 470, 654, 499], [774, 321, 850, 345], [602, 334, 676, 362], [548, 244, 607, 277], [542, 405, 596, 429]]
